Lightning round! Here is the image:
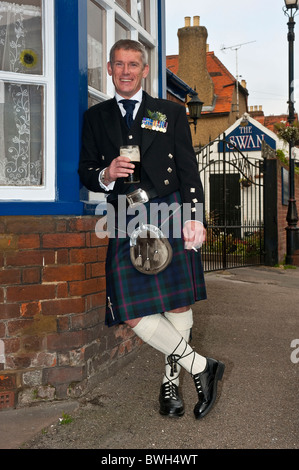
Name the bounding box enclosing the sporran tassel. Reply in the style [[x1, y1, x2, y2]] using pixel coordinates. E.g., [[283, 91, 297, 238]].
[[153, 240, 160, 262], [135, 245, 143, 266], [143, 243, 151, 271]]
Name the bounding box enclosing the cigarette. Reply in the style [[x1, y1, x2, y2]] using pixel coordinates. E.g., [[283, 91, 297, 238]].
[[192, 246, 198, 252]]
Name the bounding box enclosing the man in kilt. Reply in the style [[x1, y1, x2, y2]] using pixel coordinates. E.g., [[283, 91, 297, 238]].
[[79, 39, 225, 420]]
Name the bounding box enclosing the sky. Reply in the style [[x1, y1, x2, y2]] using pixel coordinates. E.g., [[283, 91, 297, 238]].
[[165, 0, 299, 117]]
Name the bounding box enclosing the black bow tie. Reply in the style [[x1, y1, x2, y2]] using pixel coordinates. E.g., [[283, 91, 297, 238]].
[[119, 99, 138, 128]]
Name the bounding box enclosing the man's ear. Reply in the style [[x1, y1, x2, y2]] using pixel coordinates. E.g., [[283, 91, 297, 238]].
[[107, 62, 113, 76], [142, 64, 150, 79]]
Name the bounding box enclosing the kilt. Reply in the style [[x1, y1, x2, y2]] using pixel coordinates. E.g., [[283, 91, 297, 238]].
[[105, 191, 207, 326]]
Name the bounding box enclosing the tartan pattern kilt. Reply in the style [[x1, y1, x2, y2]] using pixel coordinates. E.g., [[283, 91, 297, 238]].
[[105, 191, 207, 326]]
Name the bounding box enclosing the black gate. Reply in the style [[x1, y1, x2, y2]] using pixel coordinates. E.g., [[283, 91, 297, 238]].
[[196, 134, 265, 272]]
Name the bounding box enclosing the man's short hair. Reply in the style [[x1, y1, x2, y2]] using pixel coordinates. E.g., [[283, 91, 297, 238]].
[[109, 40, 148, 67]]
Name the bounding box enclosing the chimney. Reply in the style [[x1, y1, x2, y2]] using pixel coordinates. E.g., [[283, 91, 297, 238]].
[[177, 16, 214, 107], [185, 16, 191, 27], [193, 16, 200, 26], [241, 79, 247, 89]]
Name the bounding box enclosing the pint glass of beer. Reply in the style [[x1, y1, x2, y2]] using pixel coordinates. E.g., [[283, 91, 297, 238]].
[[120, 145, 141, 183]]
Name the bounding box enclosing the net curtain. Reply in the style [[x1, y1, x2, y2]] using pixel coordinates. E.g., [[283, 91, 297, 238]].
[[0, 1, 43, 187]]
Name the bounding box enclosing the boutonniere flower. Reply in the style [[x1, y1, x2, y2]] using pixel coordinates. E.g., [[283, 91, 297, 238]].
[[141, 109, 168, 133]]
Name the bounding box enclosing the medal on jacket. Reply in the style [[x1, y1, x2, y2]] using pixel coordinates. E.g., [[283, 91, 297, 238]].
[[141, 110, 168, 133], [141, 117, 168, 133]]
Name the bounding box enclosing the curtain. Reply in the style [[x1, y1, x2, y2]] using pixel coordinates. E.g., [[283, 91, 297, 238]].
[[0, 1, 43, 187]]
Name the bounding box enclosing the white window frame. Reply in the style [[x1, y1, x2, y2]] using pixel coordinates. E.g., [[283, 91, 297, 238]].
[[88, 0, 158, 103], [0, 0, 55, 202]]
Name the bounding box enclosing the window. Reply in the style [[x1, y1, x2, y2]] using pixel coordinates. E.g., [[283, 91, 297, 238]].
[[88, 0, 106, 94], [0, 0, 55, 201], [137, 0, 150, 33], [115, 19, 130, 41], [88, 0, 158, 105], [115, 0, 130, 14]]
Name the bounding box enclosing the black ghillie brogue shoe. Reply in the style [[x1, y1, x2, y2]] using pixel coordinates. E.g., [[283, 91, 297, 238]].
[[192, 357, 225, 420], [159, 382, 185, 417]]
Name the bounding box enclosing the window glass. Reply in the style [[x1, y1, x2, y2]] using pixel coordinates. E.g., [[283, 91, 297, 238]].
[[115, 19, 130, 42], [0, 0, 43, 75], [137, 0, 150, 33], [88, 0, 106, 92], [0, 81, 43, 186], [115, 0, 130, 14]]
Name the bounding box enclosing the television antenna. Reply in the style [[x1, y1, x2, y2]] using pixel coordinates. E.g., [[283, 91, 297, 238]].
[[221, 41, 256, 117]]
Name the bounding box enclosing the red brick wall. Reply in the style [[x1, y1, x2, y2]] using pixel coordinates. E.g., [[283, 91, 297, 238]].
[[0, 216, 141, 409], [276, 160, 299, 264]]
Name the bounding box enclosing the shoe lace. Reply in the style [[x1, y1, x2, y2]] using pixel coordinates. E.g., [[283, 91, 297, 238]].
[[193, 373, 203, 396], [163, 381, 178, 400], [166, 338, 195, 377]]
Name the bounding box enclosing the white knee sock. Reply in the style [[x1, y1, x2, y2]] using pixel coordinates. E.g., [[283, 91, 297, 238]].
[[162, 309, 193, 385], [132, 313, 207, 377]]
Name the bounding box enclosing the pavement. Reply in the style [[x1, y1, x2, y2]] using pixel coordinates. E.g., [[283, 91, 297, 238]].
[[0, 265, 298, 451]]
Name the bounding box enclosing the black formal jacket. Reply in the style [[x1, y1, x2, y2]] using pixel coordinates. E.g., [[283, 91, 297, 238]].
[[78, 91, 205, 223]]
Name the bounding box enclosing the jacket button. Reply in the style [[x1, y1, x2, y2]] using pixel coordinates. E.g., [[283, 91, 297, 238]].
[[167, 167, 172, 173], [164, 180, 170, 185], [190, 188, 195, 193], [128, 135, 133, 140], [168, 154, 173, 159]]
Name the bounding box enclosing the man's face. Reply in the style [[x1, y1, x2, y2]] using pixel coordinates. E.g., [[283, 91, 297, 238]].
[[107, 48, 149, 98]]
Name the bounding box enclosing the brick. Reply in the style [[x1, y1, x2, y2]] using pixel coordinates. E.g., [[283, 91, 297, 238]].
[[69, 248, 98, 264], [56, 282, 68, 299], [0, 235, 18, 251], [0, 253, 4, 268], [12, 355, 33, 369], [56, 250, 68, 264], [71, 311, 101, 330], [89, 232, 109, 248], [21, 335, 42, 352], [42, 298, 85, 316], [97, 246, 108, 261], [1, 338, 20, 354], [0, 269, 21, 285], [43, 264, 85, 282], [90, 262, 105, 278], [69, 217, 96, 232], [18, 234, 40, 250], [0, 323, 5, 337], [42, 233, 86, 249], [85, 292, 106, 310], [0, 374, 16, 390], [20, 302, 42, 318], [55, 219, 67, 232], [57, 316, 70, 332], [47, 331, 86, 352], [69, 277, 105, 297], [43, 365, 86, 385], [7, 284, 56, 302], [7, 319, 34, 337], [1, 303, 21, 319], [5, 217, 56, 234], [6, 251, 55, 267], [22, 267, 41, 284]]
